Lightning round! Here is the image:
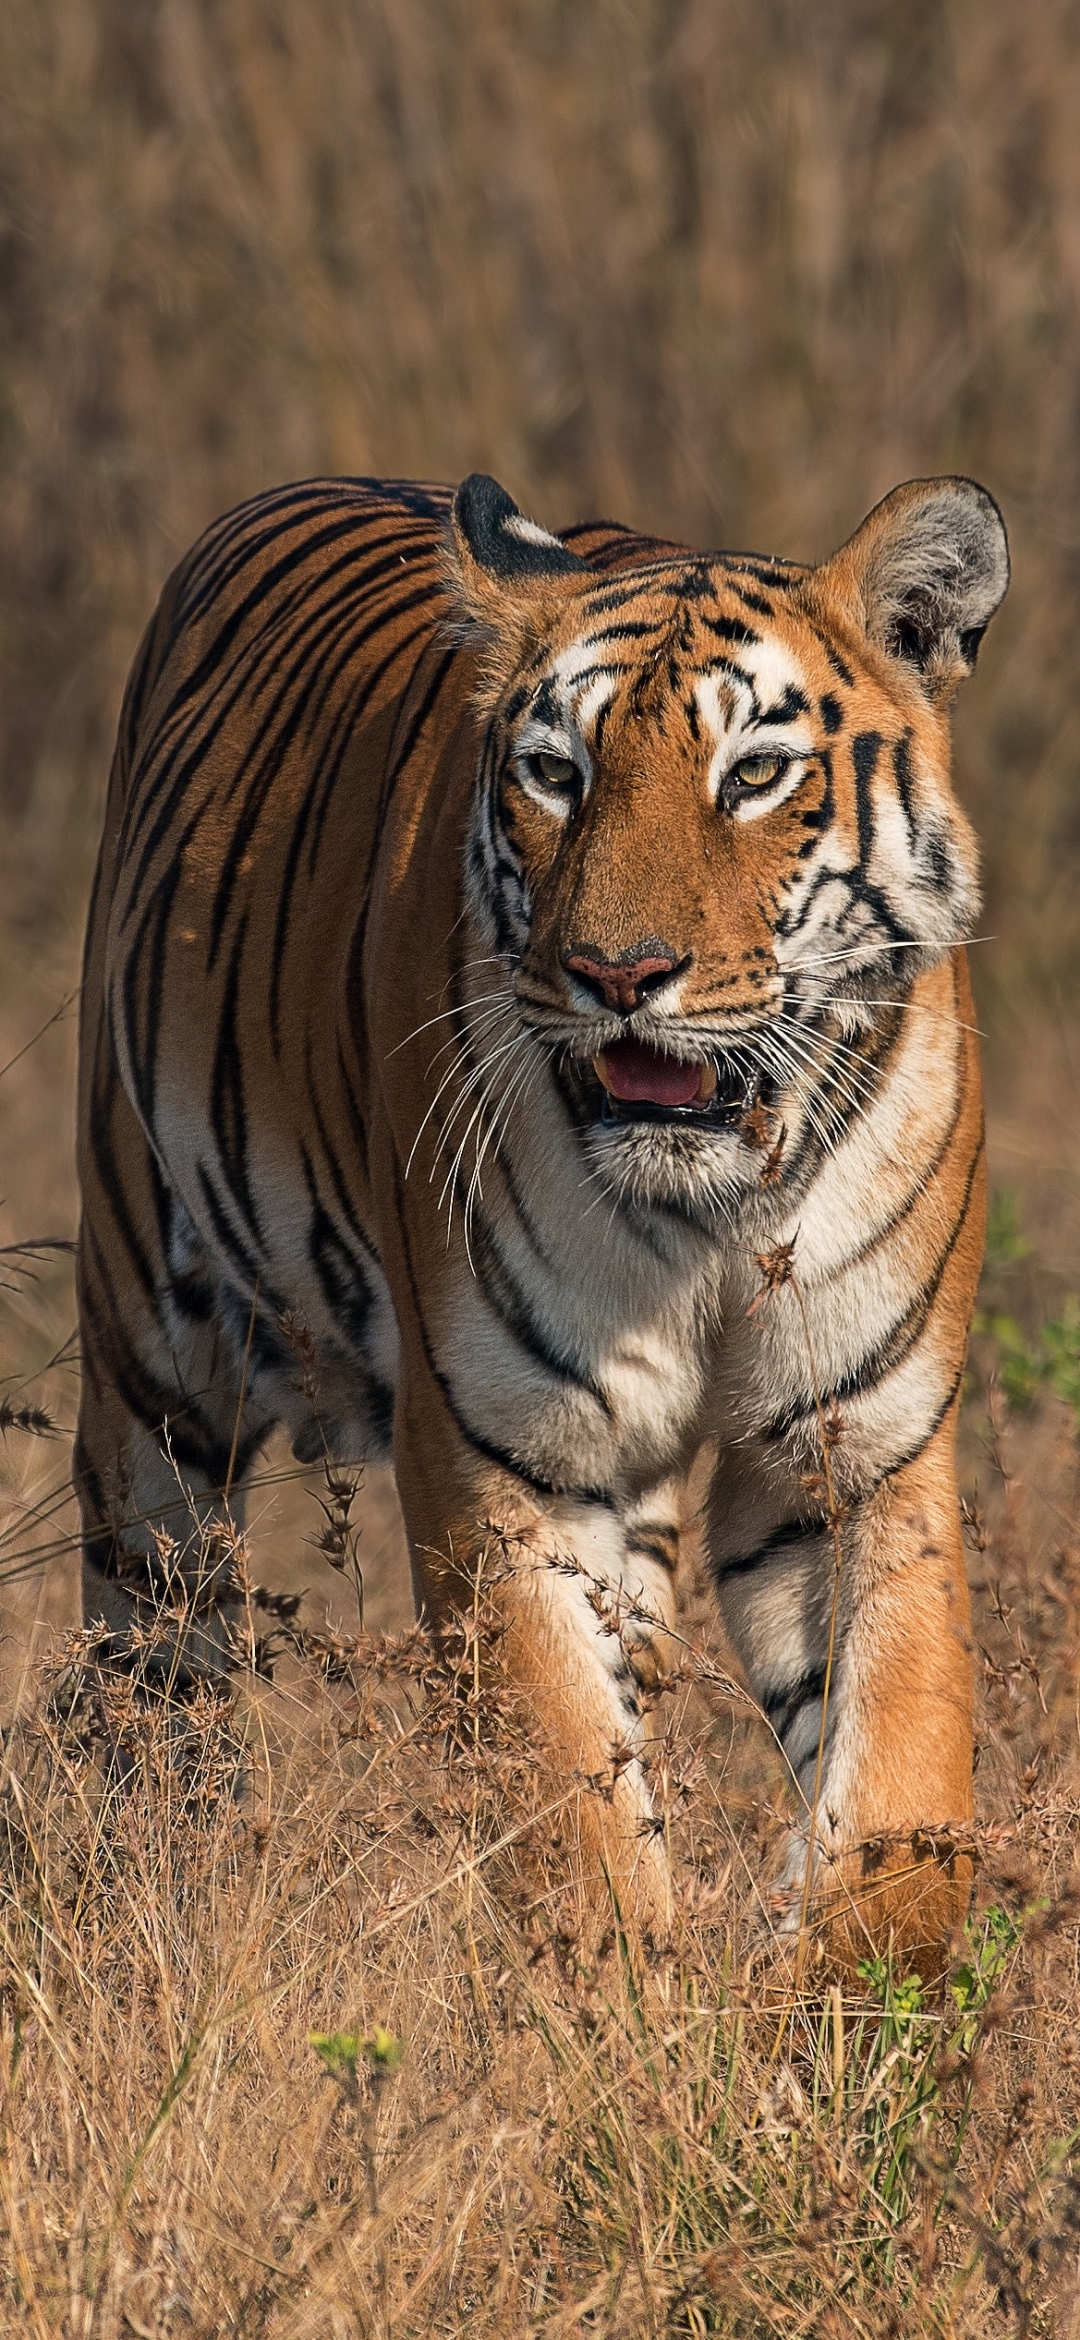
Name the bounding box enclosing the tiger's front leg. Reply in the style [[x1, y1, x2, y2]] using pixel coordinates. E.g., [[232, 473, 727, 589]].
[[393, 1357, 679, 1941], [709, 1401, 974, 1974]]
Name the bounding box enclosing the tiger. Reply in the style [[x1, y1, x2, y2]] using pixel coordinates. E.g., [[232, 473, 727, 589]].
[[74, 465, 1008, 1965]]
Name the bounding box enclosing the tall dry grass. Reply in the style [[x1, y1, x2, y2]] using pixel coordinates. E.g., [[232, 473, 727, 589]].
[[1, 0, 1080, 997], [3, 0, 1080, 1263], [3, 5, 1080, 2328]]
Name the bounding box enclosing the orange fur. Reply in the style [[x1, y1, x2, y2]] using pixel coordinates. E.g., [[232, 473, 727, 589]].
[[75, 472, 1007, 1961]]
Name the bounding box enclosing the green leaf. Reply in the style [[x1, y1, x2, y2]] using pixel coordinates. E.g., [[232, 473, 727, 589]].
[[308, 2024, 403, 2081], [950, 1904, 1020, 2018], [891, 1975, 925, 2020], [363, 2024, 403, 2070], [309, 2029, 361, 2082]]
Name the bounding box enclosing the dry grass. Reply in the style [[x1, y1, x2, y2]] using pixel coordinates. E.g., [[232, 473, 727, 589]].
[[3, 2, 1080, 2329]]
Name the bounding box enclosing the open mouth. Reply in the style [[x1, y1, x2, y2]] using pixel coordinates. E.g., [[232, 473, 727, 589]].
[[592, 1037, 757, 1126]]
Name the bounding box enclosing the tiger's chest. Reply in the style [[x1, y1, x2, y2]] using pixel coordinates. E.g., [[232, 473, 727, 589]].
[[437, 1229, 723, 1499]]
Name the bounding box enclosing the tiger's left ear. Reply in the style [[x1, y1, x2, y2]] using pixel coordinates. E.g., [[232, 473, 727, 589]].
[[445, 475, 585, 693], [814, 477, 1009, 705]]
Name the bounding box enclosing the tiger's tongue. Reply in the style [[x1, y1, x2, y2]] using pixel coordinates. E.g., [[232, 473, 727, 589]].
[[598, 1038, 702, 1108]]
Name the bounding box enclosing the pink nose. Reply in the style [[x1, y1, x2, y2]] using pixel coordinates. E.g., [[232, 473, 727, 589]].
[[562, 943, 681, 1015]]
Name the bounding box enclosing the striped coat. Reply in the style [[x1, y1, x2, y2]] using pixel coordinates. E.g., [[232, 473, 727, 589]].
[[75, 467, 1008, 1964]]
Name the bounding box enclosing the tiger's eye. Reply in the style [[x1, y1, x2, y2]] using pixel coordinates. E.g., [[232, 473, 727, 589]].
[[730, 752, 787, 789], [533, 751, 578, 789]]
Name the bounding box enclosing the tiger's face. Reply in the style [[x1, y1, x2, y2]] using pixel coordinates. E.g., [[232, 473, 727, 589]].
[[450, 474, 1007, 1210]]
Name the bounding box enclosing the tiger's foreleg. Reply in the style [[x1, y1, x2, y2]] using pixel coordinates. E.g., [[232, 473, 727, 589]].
[[710, 1404, 974, 1974], [393, 1367, 679, 1942]]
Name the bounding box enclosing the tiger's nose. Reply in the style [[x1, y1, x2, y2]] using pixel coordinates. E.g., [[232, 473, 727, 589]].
[[562, 941, 683, 1015]]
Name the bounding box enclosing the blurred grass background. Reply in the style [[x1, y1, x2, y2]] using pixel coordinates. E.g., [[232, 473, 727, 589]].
[[2, 0, 1079, 950], [1, 0, 1079, 1647]]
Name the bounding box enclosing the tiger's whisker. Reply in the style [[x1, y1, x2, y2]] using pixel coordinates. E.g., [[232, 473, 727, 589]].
[[406, 1021, 524, 1180], [390, 986, 517, 1057], [462, 1043, 548, 1257], [437, 1035, 535, 1218]]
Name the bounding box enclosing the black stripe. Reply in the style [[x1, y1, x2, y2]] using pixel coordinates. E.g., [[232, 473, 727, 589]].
[[235, 532, 438, 711], [761, 683, 809, 723], [334, 1034, 372, 1190], [209, 911, 267, 1254], [838, 973, 965, 1274], [713, 1516, 824, 1581], [763, 1664, 828, 1744], [195, 1162, 267, 1291], [268, 617, 442, 1041], [303, 590, 451, 873], [442, 943, 555, 1276], [119, 860, 179, 1130], [887, 1358, 967, 1475], [81, 1232, 237, 1476], [161, 511, 403, 737], [266, 604, 445, 1041], [382, 638, 462, 792], [85, 1061, 158, 1303], [297, 1141, 378, 1355], [893, 731, 918, 847], [773, 1002, 906, 1191], [701, 613, 760, 645], [208, 585, 445, 968], [588, 618, 669, 641], [763, 1132, 984, 1440], [577, 581, 660, 617], [729, 585, 773, 617], [852, 731, 883, 870], [738, 563, 801, 591], [625, 1525, 679, 1574], [174, 483, 444, 660], [704, 652, 755, 695], [806, 625, 855, 687], [387, 1140, 615, 1506], [305, 1059, 382, 1272], [464, 1206, 615, 1418], [123, 541, 442, 916], [483, 1118, 558, 1272]]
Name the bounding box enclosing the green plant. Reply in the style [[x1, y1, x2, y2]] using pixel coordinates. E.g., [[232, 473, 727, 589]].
[[975, 1302, 1080, 1426], [985, 1190, 1033, 1272]]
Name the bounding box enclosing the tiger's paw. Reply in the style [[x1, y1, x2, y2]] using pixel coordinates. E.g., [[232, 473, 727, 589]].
[[764, 1824, 976, 1982]]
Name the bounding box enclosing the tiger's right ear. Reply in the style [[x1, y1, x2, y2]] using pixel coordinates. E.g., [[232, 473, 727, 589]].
[[445, 475, 585, 689]]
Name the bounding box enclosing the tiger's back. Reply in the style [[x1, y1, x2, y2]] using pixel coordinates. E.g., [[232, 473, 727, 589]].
[[76, 467, 1007, 1965], [79, 481, 456, 1491]]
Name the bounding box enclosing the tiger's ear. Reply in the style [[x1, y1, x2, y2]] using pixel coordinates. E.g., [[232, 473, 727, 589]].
[[814, 478, 1009, 705], [445, 475, 585, 690]]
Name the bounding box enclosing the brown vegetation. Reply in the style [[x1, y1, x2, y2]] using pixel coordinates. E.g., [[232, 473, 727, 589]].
[[2, 2, 1080, 2330], [1, 1353, 1080, 2335]]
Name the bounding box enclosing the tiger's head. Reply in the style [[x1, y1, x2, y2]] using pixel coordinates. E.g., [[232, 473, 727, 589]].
[[447, 471, 1008, 1213]]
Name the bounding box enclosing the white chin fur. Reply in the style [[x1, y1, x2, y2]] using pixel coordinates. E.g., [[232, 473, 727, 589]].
[[587, 1120, 763, 1213]]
